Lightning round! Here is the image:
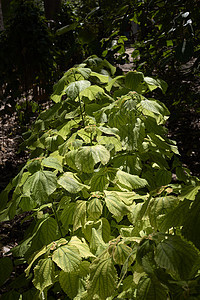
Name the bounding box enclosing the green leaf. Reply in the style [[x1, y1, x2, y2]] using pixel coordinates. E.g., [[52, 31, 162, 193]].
[[34, 217, 59, 248], [88, 258, 118, 300], [155, 169, 172, 186], [25, 246, 47, 276], [73, 200, 87, 231], [33, 258, 55, 292], [113, 243, 135, 265], [0, 257, 13, 286], [137, 276, 168, 300], [61, 202, 76, 231], [59, 270, 79, 299], [80, 85, 104, 101], [144, 77, 168, 93], [105, 75, 125, 92], [155, 235, 199, 279], [104, 190, 130, 221], [58, 172, 87, 193], [149, 196, 179, 230], [65, 80, 91, 100], [90, 71, 109, 83], [125, 71, 144, 92], [75, 145, 110, 173], [42, 156, 63, 172], [97, 135, 122, 152], [68, 236, 95, 258], [52, 245, 81, 272], [179, 185, 200, 201], [117, 170, 147, 190], [87, 197, 103, 220], [90, 228, 107, 254], [90, 169, 109, 192], [23, 171, 57, 204], [140, 99, 168, 115]]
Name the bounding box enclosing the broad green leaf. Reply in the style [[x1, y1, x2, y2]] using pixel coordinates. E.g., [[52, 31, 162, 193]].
[[97, 136, 122, 152], [0, 257, 13, 286], [88, 258, 118, 300], [90, 71, 109, 83], [25, 246, 47, 276], [155, 169, 172, 186], [125, 71, 144, 92], [45, 133, 65, 152], [140, 99, 168, 115], [149, 196, 178, 230], [73, 200, 87, 231], [23, 171, 57, 204], [27, 159, 41, 173], [58, 119, 78, 138], [61, 202, 76, 231], [113, 154, 142, 175], [159, 199, 190, 232], [179, 185, 200, 201], [65, 80, 91, 100], [58, 172, 87, 193], [104, 190, 130, 221], [144, 77, 168, 93], [52, 245, 81, 272], [117, 170, 147, 190], [76, 67, 92, 79], [80, 85, 104, 101], [136, 276, 168, 300], [42, 156, 63, 172], [105, 75, 125, 92], [65, 150, 79, 170], [34, 217, 59, 248], [68, 236, 95, 258], [51, 75, 68, 103], [33, 258, 55, 292], [59, 270, 79, 299], [90, 169, 109, 192], [87, 197, 103, 220], [155, 235, 199, 279], [90, 228, 107, 254], [113, 243, 135, 265], [75, 145, 110, 173]]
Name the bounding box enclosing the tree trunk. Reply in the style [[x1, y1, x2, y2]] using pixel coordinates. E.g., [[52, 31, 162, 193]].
[[44, 0, 61, 20], [0, 0, 4, 30]]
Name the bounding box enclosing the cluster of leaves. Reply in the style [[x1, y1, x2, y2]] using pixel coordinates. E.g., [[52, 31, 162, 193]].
[[129, 0, 200, 105], [1, 57, 200, 299]]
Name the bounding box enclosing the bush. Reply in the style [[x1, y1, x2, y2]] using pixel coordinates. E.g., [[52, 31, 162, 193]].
[[0, 57, 200, 299]]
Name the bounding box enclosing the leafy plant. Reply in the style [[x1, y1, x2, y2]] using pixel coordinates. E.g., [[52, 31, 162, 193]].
[[0, 56, 200, 299]]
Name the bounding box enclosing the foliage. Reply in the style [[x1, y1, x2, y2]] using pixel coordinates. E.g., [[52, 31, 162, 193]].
[[0, 56, 200, 299]]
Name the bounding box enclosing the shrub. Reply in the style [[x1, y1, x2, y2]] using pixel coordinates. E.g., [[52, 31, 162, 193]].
[[0, 57, 200, 299]]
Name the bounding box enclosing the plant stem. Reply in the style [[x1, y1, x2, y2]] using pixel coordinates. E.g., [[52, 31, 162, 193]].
[[78, 93, 85, 127], [52, 202, 64, 238]]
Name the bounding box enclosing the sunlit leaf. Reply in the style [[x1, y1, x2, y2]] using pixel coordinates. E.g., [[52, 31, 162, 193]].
[[65, 80, 91, 100], [88, 258, 118, 299], [23, 171, 57, 204], [75, 145, 110, 173], [58, 172, 88, 193], [33, 258, 55, 292], [52, 245, 81, 272]]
